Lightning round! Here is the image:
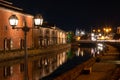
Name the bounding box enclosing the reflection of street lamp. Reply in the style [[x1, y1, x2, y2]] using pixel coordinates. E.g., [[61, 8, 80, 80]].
[[9, 14, 43, 80]]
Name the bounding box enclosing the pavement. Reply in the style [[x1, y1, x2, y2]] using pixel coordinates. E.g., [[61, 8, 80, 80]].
[[75, 45, 120, 80], [76, 62, 116, 80]]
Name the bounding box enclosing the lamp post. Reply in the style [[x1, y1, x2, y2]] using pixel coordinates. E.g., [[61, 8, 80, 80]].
[[9, 14, 43, 80]]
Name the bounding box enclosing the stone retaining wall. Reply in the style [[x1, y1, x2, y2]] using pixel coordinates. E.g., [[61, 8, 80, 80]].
[[54, 57, 96, 80], [0, 44, 71, 61]]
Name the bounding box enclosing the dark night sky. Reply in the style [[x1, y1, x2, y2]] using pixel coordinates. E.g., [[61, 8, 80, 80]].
[[7, 0, 120, 32]]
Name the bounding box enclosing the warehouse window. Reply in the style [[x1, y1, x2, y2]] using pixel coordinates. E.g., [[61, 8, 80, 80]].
[[4, 66, 13, 77]]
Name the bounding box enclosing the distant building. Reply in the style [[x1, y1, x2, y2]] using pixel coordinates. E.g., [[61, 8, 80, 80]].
[[75, 28, 80, 36], [75, 28, 86, 41], [75, 28, 85, 36]]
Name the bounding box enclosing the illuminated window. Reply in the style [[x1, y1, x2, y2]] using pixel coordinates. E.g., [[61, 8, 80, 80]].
[[38, 59, 42, 68], [20, 39, 24, 49], [7, 39, 12, 50], [4, 66, 13, 77], [4, 38, 12, 50]]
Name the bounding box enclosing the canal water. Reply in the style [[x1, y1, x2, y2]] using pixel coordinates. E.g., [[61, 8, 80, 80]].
[[0, 45, 101, 80]]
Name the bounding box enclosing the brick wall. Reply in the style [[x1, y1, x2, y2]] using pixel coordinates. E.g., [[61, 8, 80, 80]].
[[0, 8, 33, 50]]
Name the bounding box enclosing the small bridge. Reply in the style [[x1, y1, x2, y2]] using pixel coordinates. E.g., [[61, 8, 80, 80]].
[[76, 40, 120, 48], [77, 40, 120, 44]]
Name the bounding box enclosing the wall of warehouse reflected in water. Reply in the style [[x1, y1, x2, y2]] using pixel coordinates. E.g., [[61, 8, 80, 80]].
[[0, 44, 104, 80]]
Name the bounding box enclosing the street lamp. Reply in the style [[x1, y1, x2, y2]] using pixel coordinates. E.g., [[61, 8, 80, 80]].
[[9, 14, 43, 80]]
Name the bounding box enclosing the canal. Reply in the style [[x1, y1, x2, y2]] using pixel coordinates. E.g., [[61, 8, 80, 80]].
[[0, 44, 103, 80]]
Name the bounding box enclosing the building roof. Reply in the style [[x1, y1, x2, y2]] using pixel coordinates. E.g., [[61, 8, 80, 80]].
[[0, 0, 23, 11], [0, 0, 33, 17]]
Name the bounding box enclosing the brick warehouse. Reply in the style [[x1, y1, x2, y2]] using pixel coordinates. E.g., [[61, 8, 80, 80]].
[[0, 0, 67, 51], [0, 0, 68, 80], [0, 0, 35, 50]]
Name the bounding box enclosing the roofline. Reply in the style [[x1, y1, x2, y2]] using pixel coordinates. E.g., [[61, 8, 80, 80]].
[[0, 0, 13, 5], [0, 2, 23, 11], [0, 7, 33, 17]]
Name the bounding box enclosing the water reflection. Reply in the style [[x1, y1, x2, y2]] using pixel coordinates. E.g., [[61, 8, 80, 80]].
[[0, 44, 105, 80], [76, 47, 97, 57]]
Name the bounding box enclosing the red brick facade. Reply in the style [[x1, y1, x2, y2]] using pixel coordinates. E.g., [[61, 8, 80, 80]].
[[0, 1, 67, 80], [0, 7, 33, 50], [0, 1, 67, 51]]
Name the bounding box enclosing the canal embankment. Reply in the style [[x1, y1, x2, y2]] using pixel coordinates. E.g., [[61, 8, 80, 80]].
[[75, 44, 120, 80], [0, 44, 71, 62], [53, 57, 96, 80], [53, 44, 120, 80]]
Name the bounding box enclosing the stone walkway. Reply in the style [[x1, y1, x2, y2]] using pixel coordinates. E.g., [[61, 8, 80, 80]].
[[76, 63, 116, 80], [53, 44, 120, 80], [75, 44, 120, 80]]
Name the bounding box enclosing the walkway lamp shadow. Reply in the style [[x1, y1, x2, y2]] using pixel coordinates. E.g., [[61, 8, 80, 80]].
[[9, 14, 43, 80]]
